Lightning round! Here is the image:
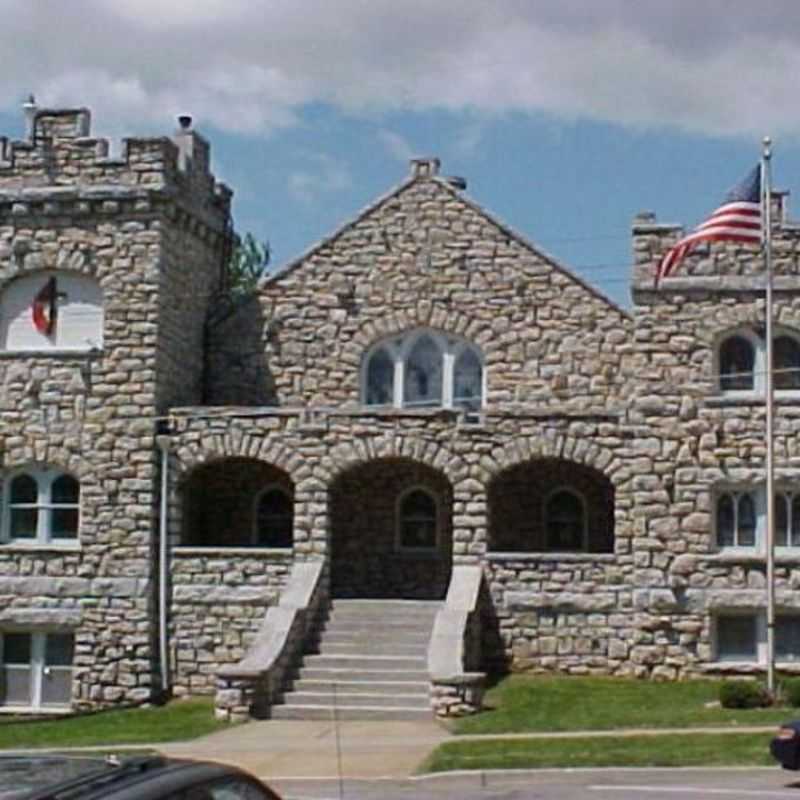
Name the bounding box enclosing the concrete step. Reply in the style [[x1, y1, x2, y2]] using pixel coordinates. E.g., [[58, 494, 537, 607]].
[[270, 704, 431, 721], [303, 654, 426, 670], [292, 678, 429, 694], [320, 631, 430, 655], [298, 666, 429, 682], [312, 642, 428, 660], [286, 691, 429, 708], [327, 602, 440, 622]]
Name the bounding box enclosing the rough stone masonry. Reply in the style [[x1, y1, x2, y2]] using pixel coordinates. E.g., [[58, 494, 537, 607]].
[[1, 104, 799, 713]]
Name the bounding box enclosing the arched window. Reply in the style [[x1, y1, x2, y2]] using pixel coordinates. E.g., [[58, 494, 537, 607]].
[[362, 330, 483, 410], [775, 336, 800, 390], [545, 489, 586, 551], [404, 335, 443, 407], [719, 336, 755, 391], [3, 468, 80, 543], [453, 347, 483, 409], [365, 347, 394, 406], [254, 487, 293, 548], [0, 272, 103, 351], [716, 491, 756, 548], [775, 491, 800, 548], [397, 488, 438, 550]]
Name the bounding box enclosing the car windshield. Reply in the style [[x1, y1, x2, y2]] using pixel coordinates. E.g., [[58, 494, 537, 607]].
[[0, 756, 114, 799]]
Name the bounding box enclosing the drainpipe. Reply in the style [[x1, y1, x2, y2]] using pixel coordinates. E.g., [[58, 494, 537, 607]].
[[156, 435, 171, 696]]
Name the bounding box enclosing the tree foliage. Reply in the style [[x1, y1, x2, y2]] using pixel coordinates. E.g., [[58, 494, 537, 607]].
[[226, 232, 270, 297]]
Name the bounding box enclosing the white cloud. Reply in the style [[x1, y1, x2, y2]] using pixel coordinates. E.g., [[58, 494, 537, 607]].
[[288, 154, 353, 205], [2, 1, 800, 138]]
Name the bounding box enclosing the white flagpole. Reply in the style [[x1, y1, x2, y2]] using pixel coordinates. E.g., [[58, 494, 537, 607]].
[[763, 136, 776, 694]]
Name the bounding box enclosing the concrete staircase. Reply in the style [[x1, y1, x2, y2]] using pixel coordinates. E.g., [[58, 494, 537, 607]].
[[271, 599, 440, 720]]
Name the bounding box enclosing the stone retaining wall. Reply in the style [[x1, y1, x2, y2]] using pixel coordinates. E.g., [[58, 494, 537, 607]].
[[169, 548, 292, 694]]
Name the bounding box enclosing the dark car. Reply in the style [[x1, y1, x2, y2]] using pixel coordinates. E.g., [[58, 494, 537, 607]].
[[1, 755, 282, 800], [771, 721, 800, 770]]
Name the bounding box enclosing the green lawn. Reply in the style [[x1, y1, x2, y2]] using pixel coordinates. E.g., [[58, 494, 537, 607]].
[[452, 676, 795, 735], [421, 732, 777, 772], [0, 698, 230, 750]]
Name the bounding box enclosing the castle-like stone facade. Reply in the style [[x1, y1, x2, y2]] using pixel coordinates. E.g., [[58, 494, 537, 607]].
[[0, 104, 798, 714]]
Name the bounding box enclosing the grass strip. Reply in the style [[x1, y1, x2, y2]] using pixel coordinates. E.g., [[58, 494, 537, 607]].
[[0, 698, 230, 749], [453, 676, 796, 735], [421, 732, 777, 773]]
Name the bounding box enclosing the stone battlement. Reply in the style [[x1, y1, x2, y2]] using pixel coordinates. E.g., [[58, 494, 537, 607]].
[[0, 104, 231, 222], [630, 195, 800, 299]]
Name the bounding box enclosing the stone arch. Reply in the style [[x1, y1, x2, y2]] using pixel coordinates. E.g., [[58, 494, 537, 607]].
[[328, 454, 454, 599], [0, 245, 99, 294], [170, 430, 316, 551], [2, 438, 93, 483], [171, 430, 304, 484], [178, 455, 294, 548], [321, 434, 469, 489], [475, 433, 624, 487], [488, 458, 615, 553]]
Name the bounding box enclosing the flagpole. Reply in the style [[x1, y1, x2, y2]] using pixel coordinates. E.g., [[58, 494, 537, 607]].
[[763, 136, 776, 694]]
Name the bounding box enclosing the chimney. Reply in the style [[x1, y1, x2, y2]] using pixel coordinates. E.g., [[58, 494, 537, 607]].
[[22, 94, 37, 140], [410, 157, 440, 179]]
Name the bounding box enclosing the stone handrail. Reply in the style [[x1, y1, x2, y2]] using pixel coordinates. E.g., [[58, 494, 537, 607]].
[[214, 560, 326, 721], [428, 565, 486, 717]]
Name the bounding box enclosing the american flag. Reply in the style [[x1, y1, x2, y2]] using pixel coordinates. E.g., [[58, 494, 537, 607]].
[[656, 165, 763, 284]]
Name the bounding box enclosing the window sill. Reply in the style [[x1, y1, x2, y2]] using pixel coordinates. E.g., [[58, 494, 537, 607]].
[[0, 349, 102, 360], [705, 392, 800, 407], [0, 705, 72, 715], [0, 541, 81, 552], [702, 661, 800, 673], [172, 546, 293, 556], [486, 551, 616, 562], [710, 549, 800, 563]]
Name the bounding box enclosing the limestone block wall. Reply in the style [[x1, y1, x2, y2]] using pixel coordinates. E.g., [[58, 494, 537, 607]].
[[210, 161, 632, 412], [166, 405, 635, 673], [169, 549, 292, 694], [622, 211, 800, 671], [0, 105, 231, 710]]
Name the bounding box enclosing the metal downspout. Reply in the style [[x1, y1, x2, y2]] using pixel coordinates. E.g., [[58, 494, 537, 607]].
[[156, 435, 171, 696]]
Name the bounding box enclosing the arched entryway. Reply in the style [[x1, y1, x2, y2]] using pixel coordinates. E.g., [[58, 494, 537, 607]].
[[180, 457, 294, 548], [488, 457, 614, 553], [329, 457, 453, 599]]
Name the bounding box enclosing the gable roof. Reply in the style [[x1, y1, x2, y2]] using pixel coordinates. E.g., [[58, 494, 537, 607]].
[[261, 167, 630, 320]]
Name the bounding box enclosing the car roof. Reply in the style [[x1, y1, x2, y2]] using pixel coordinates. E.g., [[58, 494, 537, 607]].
[[19, 756, 266, 800]]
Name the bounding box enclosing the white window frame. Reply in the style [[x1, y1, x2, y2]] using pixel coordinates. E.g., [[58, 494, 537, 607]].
[[251, 484, 293, 548], [716, 327, 800, 397], [713, 611, 800, 665], [776, 612, 800, 663], [543, 487, 588, 552], [0, 631, 74, 710], [713, 612, 763, 663], [714, 485, 800, 553], [395, 486, 439, 552], [714, 487, 763, 551], [2, 466, 80, 546], [361, 329, 485, 411]]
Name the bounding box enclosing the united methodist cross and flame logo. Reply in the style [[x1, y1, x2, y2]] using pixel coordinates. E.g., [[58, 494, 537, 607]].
[[31, 276, 58, 336]]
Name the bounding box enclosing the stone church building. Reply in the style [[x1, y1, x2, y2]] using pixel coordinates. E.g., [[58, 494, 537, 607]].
[[0, 103, 799, 718]]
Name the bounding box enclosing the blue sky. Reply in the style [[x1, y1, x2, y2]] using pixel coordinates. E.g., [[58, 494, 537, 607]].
[[3, 0, 800, 308]]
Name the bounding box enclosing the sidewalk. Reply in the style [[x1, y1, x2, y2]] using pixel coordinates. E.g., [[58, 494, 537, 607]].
[[159, 718, 450, 779]]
